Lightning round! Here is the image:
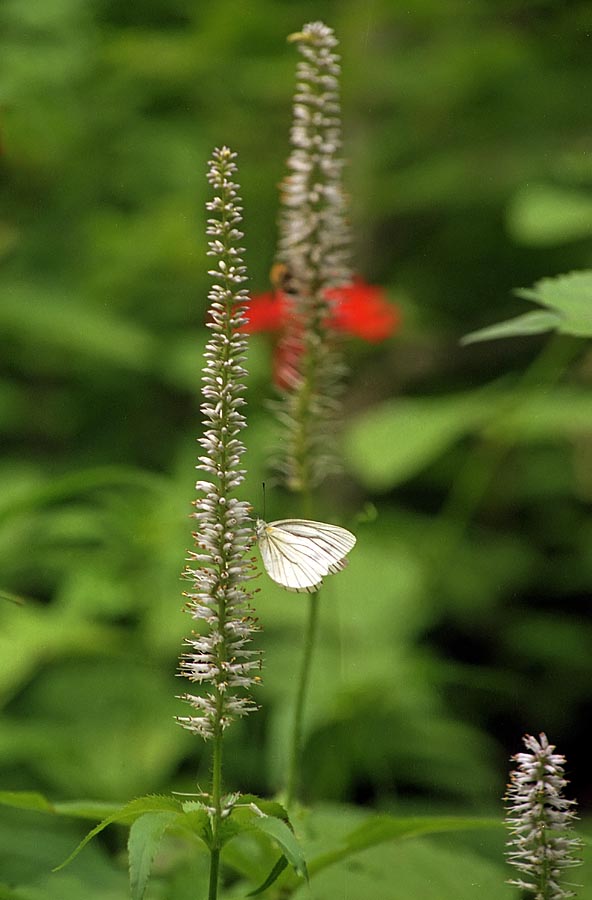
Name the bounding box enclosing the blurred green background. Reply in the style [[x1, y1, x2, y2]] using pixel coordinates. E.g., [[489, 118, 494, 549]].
[[1, 0, 592, 895]]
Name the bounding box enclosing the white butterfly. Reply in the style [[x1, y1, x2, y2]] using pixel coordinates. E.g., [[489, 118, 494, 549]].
[[255, 518, 356, 593]]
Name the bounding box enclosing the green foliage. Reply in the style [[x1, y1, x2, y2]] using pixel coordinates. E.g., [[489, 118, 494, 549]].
[[462, 271, 592, 343], [0, 790, 505, 898], [236, 808, 307, 884], [0, 790, 307, 897], [461, 310, 561, 344], [346, 381, 592, 490], [508, 184, 592, 246], [53, 796, 183, 872], [128, 811, 189, 900], [226, 805, 507, 898], [1, 0, 591, 897], [291, 838, 511, 900], [345, 390, 496, 490]]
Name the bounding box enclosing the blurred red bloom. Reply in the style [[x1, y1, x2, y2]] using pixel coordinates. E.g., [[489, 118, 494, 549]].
[[325, 279, 401, 341], [241, 277, 400, 387], [241, 290, 283, 332], [242, 278, 400, 339]]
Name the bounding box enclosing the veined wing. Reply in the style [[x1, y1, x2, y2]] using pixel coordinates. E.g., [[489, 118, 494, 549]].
[[270, 519, 356, 560], [256, 519, 356, 593]]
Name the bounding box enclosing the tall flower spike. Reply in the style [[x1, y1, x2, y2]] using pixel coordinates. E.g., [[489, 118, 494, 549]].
[[273, 21, 352, 492], [177, 147, 260, 741], [505, 733, 583, 900]]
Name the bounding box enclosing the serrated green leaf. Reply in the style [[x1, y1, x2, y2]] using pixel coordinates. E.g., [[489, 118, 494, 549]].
[[249, 815, 307, 881], [128, 811, 180, 900], [461, 310, 560, 345], [463, 271, 592, 345], [180, 808, 212, 847], [246, 854, 289, 896], [53, 795, 181, 872], [516, 270, 592, 337], [53, 800, 124, 821], [228, 802, 307, 882], [0, 790, 54, 812], [239, 795, 290, 822]]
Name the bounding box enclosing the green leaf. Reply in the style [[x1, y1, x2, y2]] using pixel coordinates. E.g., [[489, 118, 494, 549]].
[[246, 854, 289, 897], [292, 833, 511, 900], [461, 310, 560, 344], [249, 815, 308, 881], [343, 814, 500, 855], [53, 795, 181, 872], [516, 270, 592, 337], [0, 284, 157, 372], [0, 791, 54, 813], [128, 811, 180, 900], [282, 815, 504, 897], [499, 386, 592, 441], [344, 392, 495, 491], [462, 271, 592, 344], [0, 464, 168, 524], [270, 816, 503, 898], [179, 807, 212, 848], [53, 800, 125, 821], [508, 184, 592, 246], [239, 795, 290, 822], [308, 814, 501, 876]]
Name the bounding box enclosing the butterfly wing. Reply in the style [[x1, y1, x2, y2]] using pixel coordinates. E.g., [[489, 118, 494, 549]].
[[257, 521, 327, 592], [256, 519, 356, 592]]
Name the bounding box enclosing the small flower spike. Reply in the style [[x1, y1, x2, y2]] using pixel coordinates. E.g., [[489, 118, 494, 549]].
[[505, 733, 583, 900], [273, 21, 352, 491], [177, 147, 261, 741], [279, 20, 351, 300]]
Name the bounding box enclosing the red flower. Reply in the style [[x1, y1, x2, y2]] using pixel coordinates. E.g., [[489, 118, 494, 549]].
[[241, 290, 285, 332], [243, 278, 400, 338], [241, 277, 400, 387], [325, 279, 401, 341]]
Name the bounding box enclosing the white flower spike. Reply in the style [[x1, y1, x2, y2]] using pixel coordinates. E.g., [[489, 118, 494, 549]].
[[505, 733, 583, 900]]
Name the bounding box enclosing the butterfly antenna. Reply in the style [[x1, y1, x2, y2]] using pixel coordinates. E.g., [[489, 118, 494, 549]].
[[261, 481, 266, 519]]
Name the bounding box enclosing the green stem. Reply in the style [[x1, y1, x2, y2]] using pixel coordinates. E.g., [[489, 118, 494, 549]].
[[285, 588, 320, 808], [284, 484, 317, 808], [207, 724, 223, 900], [207, 847, 220, 900]]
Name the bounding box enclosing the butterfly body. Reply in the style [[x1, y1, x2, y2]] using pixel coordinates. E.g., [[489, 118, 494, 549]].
[[256, 518, 356, 592], [270, 261, 299, 296]]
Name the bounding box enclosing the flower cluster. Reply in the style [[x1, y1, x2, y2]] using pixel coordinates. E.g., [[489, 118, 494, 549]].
[[505, 733, 582, 900], [277, 20, 351, 299], [271, 22, 353, 490], [177, 147, 260, 741]]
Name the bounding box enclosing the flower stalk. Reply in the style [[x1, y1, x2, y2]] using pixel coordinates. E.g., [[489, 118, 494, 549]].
[[176, 147, 260, 900], [273, 20, 352, 493], [273, 22, 352, 808], [505, 733, 582, 900], [285, 589, 319, 806]]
